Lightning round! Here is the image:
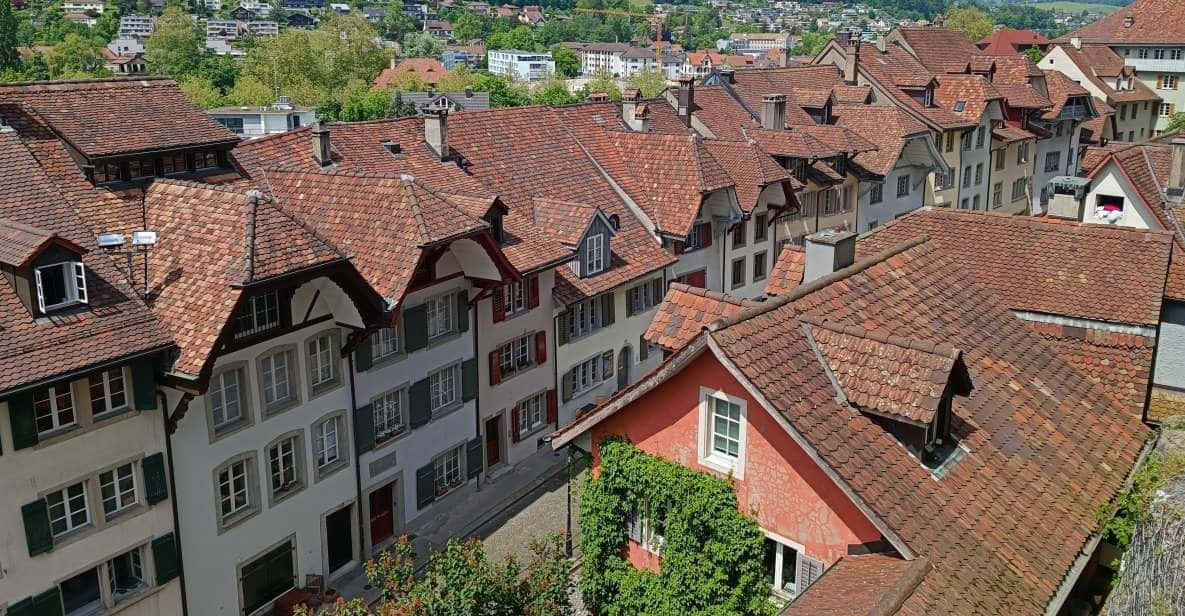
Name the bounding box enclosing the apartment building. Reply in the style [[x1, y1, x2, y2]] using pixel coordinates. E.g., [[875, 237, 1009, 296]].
[[933, 74, 1002, 211], [728, 31, 791, 52], [118, 15, 154, 37], [989, 124, 1036, 213], [488, 49, 554, 81], [1040, 40, 1161, 142], [579, 43, 631, 77], [61, 0, 104, 13], [207, 98, 315, 138]]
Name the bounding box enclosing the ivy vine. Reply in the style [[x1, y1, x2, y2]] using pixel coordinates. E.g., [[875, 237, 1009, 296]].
[[578, 439, 774, 616]]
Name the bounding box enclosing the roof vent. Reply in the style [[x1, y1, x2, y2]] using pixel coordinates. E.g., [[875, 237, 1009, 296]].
[[803, 228, 856, 283], [1123, 13, 1134, 27], [381, 139, 402, 155], [953, 101, 966, 112]]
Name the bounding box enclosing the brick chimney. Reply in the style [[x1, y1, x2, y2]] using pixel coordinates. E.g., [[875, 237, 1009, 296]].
[[803, 228, 856, 282], [843, 36, 860, 85], [424, 109, 449, 160], [677, 76, 695, 127], [311, 121, 332, 167], [762, 94, 786, 130], [622, 89, 649, 132]]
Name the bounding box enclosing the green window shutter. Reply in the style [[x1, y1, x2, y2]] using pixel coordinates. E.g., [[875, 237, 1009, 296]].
[[455, 290, 469, 333], [9, 587, 64, 616], [403, 305, 429, 353], [132, 359, 157, 411], [466, 438, 482, 479], [561, 370, 574, 402], [143, 452, 169, 505], [557, 312, 570, 346], [600, 293, 615, 326], [152, 532, 181, 585], [354, 403, 375, 454], [415, 463, 435, 509], [7, 390, 39, 450], [355, 336, 373, 372], [461, 359, 477, 402], [21, 499, 53, 557], [408, 379, 431, 428], [639, 334, 649, 361]]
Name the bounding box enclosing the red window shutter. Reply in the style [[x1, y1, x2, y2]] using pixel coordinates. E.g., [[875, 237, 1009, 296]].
[[488, 350, 502, 385], [527, 275, 540, 309], [699, 222, 712, 248], [534, 331, 547, 364], [492, 287, 506, 322], [689, 270, 707, 289], [511, 405, 521, 443], [546, 389, 558, 424], [673, 240, 685, 255]]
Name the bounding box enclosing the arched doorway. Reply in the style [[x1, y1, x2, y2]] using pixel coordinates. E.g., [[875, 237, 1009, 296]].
[[618, 345, 632, 390]]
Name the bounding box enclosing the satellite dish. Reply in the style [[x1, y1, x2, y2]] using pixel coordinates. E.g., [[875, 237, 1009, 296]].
[[96, 233, 125, 248], [132, 231, 157, 246]]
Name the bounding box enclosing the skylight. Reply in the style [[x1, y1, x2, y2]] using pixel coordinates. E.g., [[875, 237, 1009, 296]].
[[954, 101, 966, 113]]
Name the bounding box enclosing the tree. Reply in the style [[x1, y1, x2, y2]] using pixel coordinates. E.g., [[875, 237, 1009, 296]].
[[195, 52, 239, 93], [224, 74, 274, 106], [178, 74, 225, 109], [1023, 46, 1044, 64], [338, 84, 394, 121], [946, 7, 994, 43], [787, 31, 834, 57], [435, 63, 476, 91], [0, 0, 18, 72], [400, 31, 443, 59], [532, 76, 579, 105], [21, 52, 49, 80], [585, 68, 621, 101], [298, 535, 574, 616], [145, 5, 203, 78], [470, 72, 530, 107], [1166, 112, 1185, 135], [451, 11, 483, 42], [626, 66, 666, 98], [488, 24, 535, 52], [552, 44, 580, 78], [380, 1, 418, 42], [46, 33, 104, 77]]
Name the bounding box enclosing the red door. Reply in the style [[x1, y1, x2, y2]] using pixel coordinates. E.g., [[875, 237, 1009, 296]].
[[369, 483, 395, 547]]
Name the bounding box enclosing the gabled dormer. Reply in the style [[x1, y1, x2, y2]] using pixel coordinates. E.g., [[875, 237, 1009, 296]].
[[0, 217, 90, 317], [531, 198, 617, 279]]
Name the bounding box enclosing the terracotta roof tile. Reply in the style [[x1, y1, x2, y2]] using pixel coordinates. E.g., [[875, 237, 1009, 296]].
[[833, 104, 929, 176], [932, 73, 1004, 122], [700, 138, 794, 213], [643, 282, 759, 350], [764, 244, 805, 296], [374, 58, 447, 88], [782, 553, 927, 615], [846, 42, 978, 130], [0, 217, 81, 267], [1058, 0, 1185, 44], [895, 27, 983, 73], [531, 197, 606, 246], [977, 29, 1050, 55], [1041, 70, 1095, 120]]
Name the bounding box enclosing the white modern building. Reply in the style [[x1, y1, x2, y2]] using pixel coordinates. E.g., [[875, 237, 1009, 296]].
[[208, 99, 315, 138], [488, 49, 554, 81], [118, 15, 154, 37]]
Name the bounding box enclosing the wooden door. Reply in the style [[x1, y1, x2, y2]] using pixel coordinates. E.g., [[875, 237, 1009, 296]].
[[369, 483, 395, 547]]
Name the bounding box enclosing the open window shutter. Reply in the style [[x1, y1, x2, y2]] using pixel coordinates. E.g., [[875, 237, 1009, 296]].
[[511, 407, 521, 443], [73, 262, 88, 304], [488, 350, 502, 386], [132, 359, 157, 411], [34, 267, 45, 313], [527, 275, 540, 309], [354, 403, 375, 453], [415, 464, 435, 509], [534, 331, 547, 365], [691, 270, 707, 288], [355, 335, 373, 372], [8, 390, 39, 450], [700, 223, 712, 248], [547, 390, 558, 424], [466, 438, 483, 478], [403, 305, 429, 352], [409, 379, 431, 428], [638, 334, 649, 362], [462, 359, 477, 402], [455, 290, 469, 333], [601, 293, 615, 326], [557, 312, 570, 346], [21, 500, 53, 557], [602, 350, 615, 378], [625, 288, 636, 318], [492, 287, 506, 323], [152, 533, 180, 585], [143, 452, 168, 505], [650, 278, 663, 307], [9, 587, 64, 616], [796, 554, 825, 596], [561, 370, 574, 402]]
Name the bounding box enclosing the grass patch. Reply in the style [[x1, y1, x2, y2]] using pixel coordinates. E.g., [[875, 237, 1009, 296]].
[[1028, 1, 1122, 13]]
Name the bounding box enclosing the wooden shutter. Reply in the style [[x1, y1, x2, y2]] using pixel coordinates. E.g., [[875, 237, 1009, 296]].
[[527, 275, 540, 309], [600, 293, 615, 326], [403, 304, 429, 352], [8, 587, 63, 616], [355, 335, 373, 372], [488, 350, 502, 386], [625, 286, 636, 317], [673, 240, 685, 255], [152, 533, 181, 585], [73, 262, 88, 304], [466, 438, 483, 478], [534, 331, 547, 365], [690, 270, 707, 288], [602, 350, 615, 378], [132, 359, 157, 411], [354, 403, 375, 453], [561, 370, 574, 402], [461, 359, 477, 402], [547, 390, 558, 424], [455, 290, 469, 333], [650, 278, 663, 307], [638, 334, 649, 361], [415, 464, 435, 509], [699, 222, 712, 248], [409, 379, 431, 428], [21, 500, 53, 557], [492, 287, 506, 323], [557, 312, 570, 346], [796, 554, 825, 596], [143, 452, 169, 505], [511, 405, 521, 443], [7, 390, 39, 450], [1158, 74, 1164, 89]]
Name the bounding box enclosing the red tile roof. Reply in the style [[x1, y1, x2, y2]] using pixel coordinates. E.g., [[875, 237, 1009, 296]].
[[374, 58, 448, 88], [643, 282, 759, 350], [699, 138, 794, 213], [1054, 44, 1161, 104], [0, 217, 85, 267], [1041, 69, 1095, 120], [932, 73, 1004, 122], [531, 197, 607, 246], [782, 553, 928, 616], [1058, 0, 1185, 44], [764, 244, 804, 295], [895, 27, 983, 74], [833, 104, 930, 176], [841, 42, 976, 130], [976, 28, 1050, 55]]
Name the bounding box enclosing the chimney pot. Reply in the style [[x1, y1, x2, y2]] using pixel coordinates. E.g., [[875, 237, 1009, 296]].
[[803, 229, 856, 282], [876, 34, 886, 53], [762, 94, 786, 130], [311, 121, 332, 167], [843, 41, 860, 85], [424, 109, 449, 160], [677, 76, 695, 127]]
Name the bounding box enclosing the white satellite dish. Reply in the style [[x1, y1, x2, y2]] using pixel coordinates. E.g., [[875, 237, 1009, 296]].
[[132, 231, 157, 246]]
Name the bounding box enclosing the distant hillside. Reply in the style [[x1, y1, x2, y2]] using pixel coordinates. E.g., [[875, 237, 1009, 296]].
[[1026, 1, 1123, 13]]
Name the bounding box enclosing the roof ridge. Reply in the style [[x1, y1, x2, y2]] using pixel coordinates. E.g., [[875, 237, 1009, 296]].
[[259, 191, 350, 261], [0, 76, 174, 90], [667, 281, 761, 308], [148, 176, 251, 196], [799, 314, 963, 360]]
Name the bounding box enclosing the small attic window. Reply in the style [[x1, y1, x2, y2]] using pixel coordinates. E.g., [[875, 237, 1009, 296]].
[[35, 261, 88, 313], [608, 214, 621, 231], [953, 101, 966, 113]]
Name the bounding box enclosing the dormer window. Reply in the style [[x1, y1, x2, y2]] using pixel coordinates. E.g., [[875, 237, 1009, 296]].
[[94, 162, 122, 184], [35, 261, 88, 313], [585, 233, 605, 275], [233, 290, 281, 339]]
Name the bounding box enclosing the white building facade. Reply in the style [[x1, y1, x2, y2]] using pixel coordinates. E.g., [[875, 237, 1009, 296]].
[[488, 50, 554, 81]]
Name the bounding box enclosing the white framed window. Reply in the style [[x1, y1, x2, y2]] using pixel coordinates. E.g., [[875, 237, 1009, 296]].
[[992, 182, 1002, 209], [869, 182, 883, 204], [697, 388, 747, 478], [34, 383, 76, 434], [753, 251, 768, 281], [973, 194, 981, 210], [896, 174, 909, 197], [433, 445, 464, 494], [975, 125, 986, 149], [1164, 75, 1179, 89], [731, 256, 746, 289], [373, 326, 400, 360], [1044, 151, 1061, 173], [626, 500, 667, 554], [517, 392, 546, 438], [572, 355, 603, 394], [1017, 141, 1029, 164], [568, 297, 602, 339], [210, 368, 244, 430], [429, 364, 459, 411], [1160, 102, 1174, 117], [268, 436, 299, 492], [585, 233, 605, 275], [107, 545, 148, 603], [314, 416, 340, 468], [426, 294, 455, 338], [47, 481, 90, 536], [500, 334, 534, 378], [307, 333, 337, 389], [763, 533, 804, 598], [373, 389, 405, 441], [962, 166, 971, 188], [754, 212, 768, 241], [218, 459, 250, 519], [88, 367, 129, 415], [34, 261, 88, 313], [260, 350, 293, 409], [233, 290, 280, 339], [974, 163, 983, 186], [626, 280, 661, 315], [99, 463, 137, 517]]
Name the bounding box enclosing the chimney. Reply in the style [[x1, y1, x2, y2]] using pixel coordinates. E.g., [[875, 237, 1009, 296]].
[[1070, 36, 1082, 49], [876, 33, 886, 53], [424, 109, 449, 160], [622, 88, 645, 131], [588, 92, 609, 103], [1169, 136, 1185, 200], [843, 38, 860, 84], [311, 121, 332, 167], [677, 76, 694, 127], [719, 68, 735, 84], [243, 190, 264, 283], [762, 94, 786, 130], [803, 228, 856, 282]]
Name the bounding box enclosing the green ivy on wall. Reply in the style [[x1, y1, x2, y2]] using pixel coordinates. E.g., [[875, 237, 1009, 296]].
[[578, 439, 775, 616]]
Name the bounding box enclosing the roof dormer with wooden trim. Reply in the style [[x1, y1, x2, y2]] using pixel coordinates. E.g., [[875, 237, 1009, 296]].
[[531, 198, 618, 279], [0, 218, 90, 318]]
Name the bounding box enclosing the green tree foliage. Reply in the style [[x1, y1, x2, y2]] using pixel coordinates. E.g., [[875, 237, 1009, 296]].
[[1097, 453, 1185, 549], [380, 0, 417, 42], [1023, 46, 1045, 64], [337, 83, 394, 121], [177, 74, 224, 109], [194, 52, 239, 92], [625, 66, 666, 98], [451, 11, 483, 42], [224, 74, 275, 106], [400, 30, 443, 58], [470, 72, 530, 107], [552, 44, 580, 78], [990, 4, 1055, 32], [0, 0, 19, 72], [1164, 113, 1185, 135], [584, 68, 621, 101], [946, 7, 995, 43], [22, 52, 49, 80], [46, 33, 105, 77], [489, 24, 536, 52], [533, 76, 579, 105], [435, 63, 476, 91], [298, 535, 574, 616], [579, 440, 774, 616], [787, 31, 834, 57], [145, 5, 203, 77]]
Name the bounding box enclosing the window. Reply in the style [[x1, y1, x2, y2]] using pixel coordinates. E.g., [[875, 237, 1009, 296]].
[[567, 297, 603, 339], [1173, 49, 1184, 60], [35, 383, 76, 434], [60, 567, 102, 615], [711, 396, 742, 460], [972, 194, 981, 210], [961, 131, 972, 151], [499, 334, 534, 378], [934, 171, 953, 189], [945, 131, 955, 152], [502, 280, 527, 317], [162, 154, 187, 175], [626, 279, 662, 315], [896, 175, 910, 197], [516, 392, 546, 438], [428, 364, 459, 411], [426, 294, 455, 338], [47, 482, 89, 536], [1154, 48, 1166, 60], [195, 150, 219, 170], [976, 125, 986, 148], [995, 150, 1005, 171], [960, 197, 970, 209], [314, 416, 341, 468], [1012, 178, 1026, 201], [753, 251, 768, 281], [210, 368, 244, 431], [1055, 121, 1064, 137], [870, 182, 883, 204], [731, 256, 746, 289], [268, 436, 300, 494], [307, 333, 338, 391], [128, 158, 154, 179], [1129, 130, 1136, 141], [1162, 75, 1179, 89], [754, 213, 768, 241], [1160, 102, 1174, 117], [374, 389, 405, 441], [1017, 142, 1029, 164], [992, 182, 1002, 209], [731, 220, 746, 248], [217, 117, 245, 133], [953, 100, 966, 113], [585, 233, 605, 275], [233, 291, 280, 339], [763, 537, 799, 596], [99, 463, 137, 517], [259, 349, 295, 410], [626, 500, 667, 554], [571, 355, 603, 395], [373, 327, 400, 360], [1120, 104, 1127, 121], [1138, 48, 1149, 59], [35, 261, 88, 312], [240, 541, 295, 616], [1044, 151, 1061, 172], [93, 162, 121, 183], [88, 368, 128, 415], [962, 166, 971, 188], [218, 459, 250, 520], [107, 546, 147, 603], [974, 163, 983, 185], [433, 446, 464, 494]]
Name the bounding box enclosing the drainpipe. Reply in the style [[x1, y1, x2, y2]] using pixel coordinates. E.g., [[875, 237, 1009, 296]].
[[159, 390, 191, 616], [472, 292, 482, 491], [346, 349, 366, 557]]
